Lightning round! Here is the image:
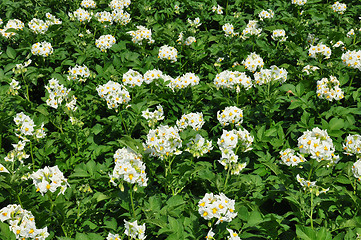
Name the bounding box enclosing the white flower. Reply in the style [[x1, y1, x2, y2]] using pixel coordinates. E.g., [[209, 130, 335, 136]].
[[217, 106, 243, 127], [258, 9, 274, 21], [308, 43, 331, 59], [352, 159, 361, 181], [271, 29, 287, 42], [127, 26, 154, 45], [176, 112, 204, 131], [30, 166, 69, 196], [343, 135, 361, 156], [158, 45, 178, 62], [124, 220, 146, 240], [214, 70, 253, 90], [242, 52, 264, 72], [279, 149, 306, 166], [331, 1, 346, 14], [122, 69, 144, 87], [316, 76, 344, 101], [95, 35, 116, 52], [96, 81, 131, 110], [222, 23, 238, 37], [31, 42, 53, 57], [227, 228, 241, 240], [292, 0, 307, 6]]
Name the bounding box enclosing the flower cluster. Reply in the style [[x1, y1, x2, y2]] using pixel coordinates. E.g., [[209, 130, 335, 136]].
[[45, 78, 71, 109], [95, 11, 113, 26], [67, 64, 91, 82], [242, 52, 264, 72], [122, 69, 144, 87], [0, 204, 49, 240], [271, 29, 287, 42], [258, 9, 274, 21], [213, 70, 253, 90], [109, 0, 131, 10], [212, 5, 223, 15], [316, 76, 344, 101], [227, 229, 241, 240], [279, 148, 306, 166], [28, 18, 49, 34], [14, 112, 46, 140], [81, 0, 96, 8], [0, 19, 24, 38], [185, 134, 213, 158], [343, 134, 361, 156], [127, 26, 154, 45], [95, 35, 116, 52], [331, 2, 346, 14], [341, 50, 361, 70], [302, 65, 319, 75], [144, 125, 182, 159], [31, 41, 53, 57], [4, 140, 30, 164], [254, 65, 288, 85], [217, 129, 252, 174], [187, 17, 201, 28], [30, 165, 69, 196], [124, 220, 146, 240], [69, 8, 93, 22], [296, 174, 329, 195], [198, 193, 237, 224], [112, 9, 131, 25], [352, 160, 361, 181], [109, 147, 148, 187], [241, 20, 262, 40], [332, 40, 345, 49], [176, 112, 204, 131], [106, 233, 121, 240], [217, 106, 243, 127], [298, 127, 339, 165], [96, 81, 131, 110], [45, 13, 62, 26], [13, 59, 32, 74], [9, 79, 21, 95], [308, 43, 331, 59], [142, 105, 164, 128], [158, 45, 178, 62], [292, 0, 307, 6], [222, 23, 238, 37], [168, 72, 200, 90], [347, 29, 355, 38], [143, 69, 163, 84]]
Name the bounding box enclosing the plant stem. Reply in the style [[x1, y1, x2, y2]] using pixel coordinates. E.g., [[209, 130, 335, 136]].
[[119, 110, 129, 135], [30, 141, 35, 170], [310, 190, 314, 229], [129, 186, 136, 219], [223, 166, 232, 191]]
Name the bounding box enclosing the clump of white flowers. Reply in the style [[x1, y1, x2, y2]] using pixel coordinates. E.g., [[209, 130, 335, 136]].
[[30, 165, 69, 196], [45, 13, 62, 26], [187, 17, 201, 28], [254, 65, 288, 85], [96, 81, 131, 110], [331, 1, 346, 14], [213, 70, 253, 90], [124, 220, 146, 240], [31, 41, 53, 57], [271, 29, 287, 42], [158, 45, 178, 62], [122, 69, 144, 87], [95, 35, 116, 52], [217, 106, 243, 127], [352, 159, 361, 181], [242, 52, 264, 72], [176, 112, 204, 131], [332, 40, 345, 49], [198, 193, 237, 224], [347, 29, 355, 38], [69, 8, 93, 23], [212, 4, 223, 14], [8, 79, 21, 95], [110, 147, 148, 187], [343, 134, 361, 157], [13, 59, 32, 74], [227, 229, 241, 240], [279, 148, 306, 166], [222, 23, 238, 37], [308, 43, 331, 59], [4, 140, 29, 164], [81, 0, 96, 8], [258, 9, 274, 21], [111, 9, 131, 25], [241, 20, 262, 40], [95, 11, 113, 26], [109, 0, 131, 10], [296, 174, 329, 195], [67, 64, 91, 82], [45, 78, 71, 109], [0, 204, 49, 240], [0, 19, 24, 38], [168, 72, 200, 90], [316, 76, 344, 101], [292, 0, 307, 6], [298, 127, 339, 166], [217, 128, 252, 174], [14, 112, 46, 140], [144, 125, 182, 159], [302, 65, 320, 75], [127, 26, 154, 45], [341, 50, 361, 70], [143, 69, 164, 84], [28, 18, 48, 34], [142, 105, 164, 128], [185, 134, 213, 158]]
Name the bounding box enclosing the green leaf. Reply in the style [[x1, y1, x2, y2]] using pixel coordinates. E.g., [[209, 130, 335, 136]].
[[296, 225, 316, 240], [329, 117, 344, 131], [6, 47, 16, 59], [75, 233, 90, 240]]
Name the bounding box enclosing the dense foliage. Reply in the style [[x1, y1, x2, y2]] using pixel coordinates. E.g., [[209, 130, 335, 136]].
[[1, 0, 361, 239]]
